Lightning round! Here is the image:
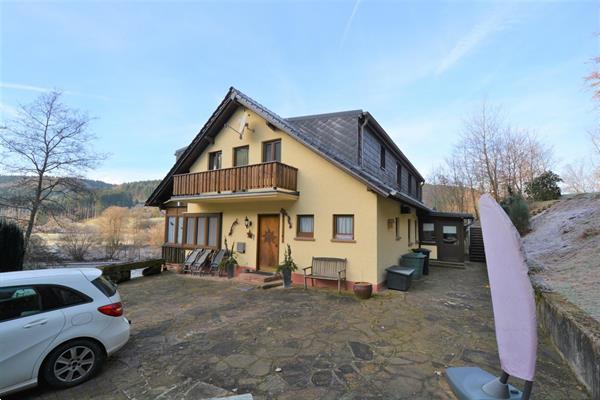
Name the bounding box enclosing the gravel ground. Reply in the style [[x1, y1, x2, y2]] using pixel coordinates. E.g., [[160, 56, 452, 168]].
[[523, 193, 600, 321], [12, 265, 589, 400]]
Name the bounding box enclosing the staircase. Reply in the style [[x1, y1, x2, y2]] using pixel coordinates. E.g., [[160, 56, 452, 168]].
[[469, 226, 486, 263]]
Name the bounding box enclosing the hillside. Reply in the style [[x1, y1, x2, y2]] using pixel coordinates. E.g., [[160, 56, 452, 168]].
[[0, 175, 160, 219], [523, 193, 600, 321]]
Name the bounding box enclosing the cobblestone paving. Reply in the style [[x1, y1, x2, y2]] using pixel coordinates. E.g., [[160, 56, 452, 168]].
[[16, 263, 590, 399]]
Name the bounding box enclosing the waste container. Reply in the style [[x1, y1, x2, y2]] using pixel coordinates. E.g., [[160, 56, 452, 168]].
[[400, 252, 426, 280], [386, 266, 415, 291], [411, 248, 431, 275]]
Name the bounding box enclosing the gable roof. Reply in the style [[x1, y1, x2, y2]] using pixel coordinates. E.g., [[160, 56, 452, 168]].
[[146, 87, 429, 210]]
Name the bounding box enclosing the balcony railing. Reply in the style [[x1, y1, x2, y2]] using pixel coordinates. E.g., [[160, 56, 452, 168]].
[[173, 161, 298, 196]]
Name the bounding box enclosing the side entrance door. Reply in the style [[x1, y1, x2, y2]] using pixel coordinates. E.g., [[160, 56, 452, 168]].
[[257, 214, 280, 272], [437, 221, 464, 263]]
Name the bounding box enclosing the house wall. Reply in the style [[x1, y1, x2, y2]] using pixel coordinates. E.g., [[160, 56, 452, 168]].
[[362, 125, 421, 201], [185, 108, 380, 285], [376, 196, 419, 283]]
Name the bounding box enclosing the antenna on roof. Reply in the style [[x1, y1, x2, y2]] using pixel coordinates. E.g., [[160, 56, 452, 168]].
[[225, 110, 254, 139]]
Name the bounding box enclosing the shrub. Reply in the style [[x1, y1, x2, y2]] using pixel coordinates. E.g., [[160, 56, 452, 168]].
[[525, 171, 562, 201], [500, 188, 530, 235], [0, 219, 25, 272]]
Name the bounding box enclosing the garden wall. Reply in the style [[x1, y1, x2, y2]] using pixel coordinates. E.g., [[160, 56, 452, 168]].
[[536, 291, 599, 399]]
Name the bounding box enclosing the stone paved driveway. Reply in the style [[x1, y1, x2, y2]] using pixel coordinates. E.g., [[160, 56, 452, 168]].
[[15, 263, 590, 399]]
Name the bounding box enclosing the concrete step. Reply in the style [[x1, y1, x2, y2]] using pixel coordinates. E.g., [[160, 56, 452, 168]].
[[237, 272, 281, 284], [260, 281, 283, 289]]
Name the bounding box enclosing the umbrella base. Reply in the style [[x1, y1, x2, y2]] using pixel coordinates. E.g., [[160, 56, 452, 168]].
[[445, 367, 523, 399]]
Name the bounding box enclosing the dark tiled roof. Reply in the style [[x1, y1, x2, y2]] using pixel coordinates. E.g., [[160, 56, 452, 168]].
[[147, 87, 431, 211]]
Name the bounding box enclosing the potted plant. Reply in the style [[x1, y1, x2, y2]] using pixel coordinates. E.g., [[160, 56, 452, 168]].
[[219, 239, 238, 279], [276, 244, 298, 288], [353, 282, 373, 299]]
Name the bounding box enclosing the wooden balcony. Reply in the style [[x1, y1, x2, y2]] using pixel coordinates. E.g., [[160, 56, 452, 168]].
[[173, 162, 298, 197]]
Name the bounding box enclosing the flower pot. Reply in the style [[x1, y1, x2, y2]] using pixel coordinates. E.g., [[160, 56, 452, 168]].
[[282, 269, 292, 288], [227, 264, 235, 279], [353, 282, 373, 299]]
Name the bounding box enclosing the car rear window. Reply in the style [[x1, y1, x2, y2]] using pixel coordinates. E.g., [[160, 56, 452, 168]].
[[92, 276, 117, 297], [0, 286, 43, 322]]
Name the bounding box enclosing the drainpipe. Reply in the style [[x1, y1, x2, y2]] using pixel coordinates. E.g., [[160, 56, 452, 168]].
[[358, 113, 369, 167]]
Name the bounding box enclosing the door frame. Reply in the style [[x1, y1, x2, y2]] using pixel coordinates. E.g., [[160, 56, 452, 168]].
[[256, 213, 280, 271]]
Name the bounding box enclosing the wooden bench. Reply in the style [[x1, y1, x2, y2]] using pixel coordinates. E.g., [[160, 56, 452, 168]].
[[303, 257, 347, 293]]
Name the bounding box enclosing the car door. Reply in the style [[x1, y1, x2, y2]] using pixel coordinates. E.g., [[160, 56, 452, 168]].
[[0, 285, 66, 391]]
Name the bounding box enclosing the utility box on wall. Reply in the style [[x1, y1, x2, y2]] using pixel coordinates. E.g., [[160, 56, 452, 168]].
[[236, 242, 246, 254]]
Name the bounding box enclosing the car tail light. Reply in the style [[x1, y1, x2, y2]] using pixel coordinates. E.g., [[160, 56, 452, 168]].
[[98, 302, 123, 317]]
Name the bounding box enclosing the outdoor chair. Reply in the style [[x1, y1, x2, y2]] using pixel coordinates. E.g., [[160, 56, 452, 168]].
[[206, 249, 226, 276], [191, 249, 213, 275], [182, 248, 203, 274]]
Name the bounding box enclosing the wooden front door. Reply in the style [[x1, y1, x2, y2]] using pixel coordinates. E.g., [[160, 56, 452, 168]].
[[257, 214, 280, 271]]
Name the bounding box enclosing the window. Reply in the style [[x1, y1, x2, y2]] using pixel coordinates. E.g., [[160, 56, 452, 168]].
[[414, 219, 418, 242], [195, 214, 220, 248], [177, 217, 184, 244], [167, 216, 176, 243], [262, 140, 281, 162], [92, 276, 117, 297], [408, 218, 411, 243], [38, 286, 90, 310], [233, 145, 249, 167], [0, 286, 42, 322], [409, 175, 415, 195], [380, 144, 386, 169], [396, 163, 402, 186], [208, 151, 222, 170], [333, 215, 354, 241], [207, 216, 219, 247], [186, 217, 195, 245], [297, 215, 314, 238], [442, 225, 458, 244], [395, 217, 401, 240], [422, 222, 435, 243], [197, 216, 206, 245]]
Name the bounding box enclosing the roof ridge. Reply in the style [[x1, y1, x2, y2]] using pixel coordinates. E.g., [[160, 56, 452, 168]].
[[285, 109, 363, 121]]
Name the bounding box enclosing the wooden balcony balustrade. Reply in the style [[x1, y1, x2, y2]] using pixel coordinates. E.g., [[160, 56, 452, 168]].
[[173, 161, 298, 196]]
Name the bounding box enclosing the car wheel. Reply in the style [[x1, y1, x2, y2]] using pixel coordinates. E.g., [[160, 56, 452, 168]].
[[41, 339, 106, 389]]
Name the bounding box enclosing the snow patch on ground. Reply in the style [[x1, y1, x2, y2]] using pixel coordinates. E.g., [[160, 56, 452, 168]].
[[523, 193, 600, 321]]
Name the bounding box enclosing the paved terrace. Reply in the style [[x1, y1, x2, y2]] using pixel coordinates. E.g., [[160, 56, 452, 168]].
[[17, 263, 590, 399]]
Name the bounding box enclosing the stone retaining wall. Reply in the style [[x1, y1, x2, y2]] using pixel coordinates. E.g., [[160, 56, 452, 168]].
[[536, 291, 599, 399]]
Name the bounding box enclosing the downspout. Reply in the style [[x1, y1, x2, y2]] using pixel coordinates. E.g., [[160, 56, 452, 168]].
[[358, 113, 369, 168]]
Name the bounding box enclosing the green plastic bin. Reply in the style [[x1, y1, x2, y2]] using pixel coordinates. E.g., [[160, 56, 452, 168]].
[[400, 252, 426, 280]]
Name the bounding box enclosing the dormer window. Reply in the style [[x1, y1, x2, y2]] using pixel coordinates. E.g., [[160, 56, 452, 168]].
[[380, 144, 386, 169]]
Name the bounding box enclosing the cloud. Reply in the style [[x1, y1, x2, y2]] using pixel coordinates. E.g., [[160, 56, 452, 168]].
[[436, 7, 519, 76], [0, 101, 20, 118], [340, 0, 362, 49], [0, 81, 111, 101]]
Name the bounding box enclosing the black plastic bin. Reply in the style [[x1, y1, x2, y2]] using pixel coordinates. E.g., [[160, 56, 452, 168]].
[[386, 265, 415, 291], [412, 248, 431, 275]]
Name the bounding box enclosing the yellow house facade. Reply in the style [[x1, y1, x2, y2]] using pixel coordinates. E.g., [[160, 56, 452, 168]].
[[147, 88, 470, 290]]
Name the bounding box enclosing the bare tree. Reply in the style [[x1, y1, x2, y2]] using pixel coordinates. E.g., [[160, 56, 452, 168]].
[[428, 102, 555, 216], [99, 206, 128, 259], [0, 91, 103, 252], [59, 223, 98, 261], [562, 161, 597, 193]]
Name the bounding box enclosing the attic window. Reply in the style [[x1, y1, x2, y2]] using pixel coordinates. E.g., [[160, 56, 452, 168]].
[[380, 144, 386, 169]]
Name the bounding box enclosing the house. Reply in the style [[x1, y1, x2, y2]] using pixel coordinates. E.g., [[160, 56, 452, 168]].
[[146, 87, 472, 291]]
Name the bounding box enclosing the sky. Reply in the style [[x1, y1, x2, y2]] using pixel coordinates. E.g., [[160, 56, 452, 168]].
[[1, 0, 598, 184]]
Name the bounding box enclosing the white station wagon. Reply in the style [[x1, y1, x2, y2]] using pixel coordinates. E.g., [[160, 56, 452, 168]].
[[0, 268, 130, 396]]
